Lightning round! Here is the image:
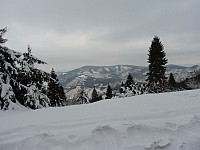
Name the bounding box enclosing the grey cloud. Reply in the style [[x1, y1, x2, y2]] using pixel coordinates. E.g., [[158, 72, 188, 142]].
[[0, 0, 200, 71]]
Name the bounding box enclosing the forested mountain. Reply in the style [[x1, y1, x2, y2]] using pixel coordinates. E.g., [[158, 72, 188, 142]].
[[57, 64, 200, 104], [58, 64, 200, 89]]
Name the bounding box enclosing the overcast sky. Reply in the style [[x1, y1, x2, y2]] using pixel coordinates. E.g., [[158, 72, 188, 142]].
[[0, 0, 200, 72]]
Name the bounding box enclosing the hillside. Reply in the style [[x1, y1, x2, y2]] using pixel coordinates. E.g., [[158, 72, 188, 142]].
[[1, 89, 200, 150], [57, 64, 200, 101], [58, 64, 200, 88]]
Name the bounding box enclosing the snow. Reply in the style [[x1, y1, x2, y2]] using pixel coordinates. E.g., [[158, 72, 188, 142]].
[[6, 48, 21, 61], [0, 89, 200, 150], [105, 67, 110, 72]]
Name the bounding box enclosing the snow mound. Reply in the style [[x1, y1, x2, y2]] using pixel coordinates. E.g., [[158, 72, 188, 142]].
[[124, 115, 200, 150], [1, 117, 199, 150], [145, 139, 172, 150]]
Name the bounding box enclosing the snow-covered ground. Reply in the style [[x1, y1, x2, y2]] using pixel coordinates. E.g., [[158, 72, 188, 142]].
[[0, 90, 200, 150]]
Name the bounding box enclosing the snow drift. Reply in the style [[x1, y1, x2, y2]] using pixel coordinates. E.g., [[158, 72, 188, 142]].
[[0, 89, 200, 150]]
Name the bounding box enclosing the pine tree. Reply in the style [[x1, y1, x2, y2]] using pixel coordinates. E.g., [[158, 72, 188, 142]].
[[0, 28, 63, 110], [168, 72, 176, 90], [77, 87, 89, 104], [48, 68, 65, 107], [146, 36, 168, 93], [0, 28, 7, 44], [18, 45, 49, 109], [125, 73, 134, 90], [91, 87, 98, 103], [90, 87, 102, 103], [0, 28, 21, 110], [121, 82, 124, 87], [105, 84, 112, 99], [58, 85, 67, 106]]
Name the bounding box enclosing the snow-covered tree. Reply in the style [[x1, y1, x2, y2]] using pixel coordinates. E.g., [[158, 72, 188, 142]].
[[17, 45, 50, 109], [125, 73, 134, 90], [118, 74, 146, 98], [77, 87, 89, 104], [0, 75, 15, 110], [0, 28, 54, 110], [25, 83, 49, 109], [0, 28, 21, 110], [48, 68, 60, 107], [180, 70, 200, 90], [48, 68, 66, 107]]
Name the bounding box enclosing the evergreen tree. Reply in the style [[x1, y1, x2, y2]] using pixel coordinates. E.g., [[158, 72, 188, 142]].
[[90, 87, 102, 103], [0, 28, 51, 110], [125, 73, 134, 90], [77, 87, 89, 104], [91, 87, 98, 103], [146, 36, 168, 93], [0, 28, 70, 110], [22, 45, 48, 87], [48, 68, 66, 107], [105, 84, 112, 99], [17, 45, 49, 109], [58, 85, 67, 106], [168, 72, 176, 90], [121, 82, 124, 87], [0, 28, 7, 44], [119, 74, 142, 97], [0, 28, 21, 110]]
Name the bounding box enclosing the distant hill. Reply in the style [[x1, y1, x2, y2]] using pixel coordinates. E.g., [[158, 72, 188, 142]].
[[58, 65, 146, 89], [58, 64, 200, 90]]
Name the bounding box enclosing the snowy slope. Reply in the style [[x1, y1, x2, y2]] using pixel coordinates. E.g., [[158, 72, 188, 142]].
[[0, 90, 200, 150]]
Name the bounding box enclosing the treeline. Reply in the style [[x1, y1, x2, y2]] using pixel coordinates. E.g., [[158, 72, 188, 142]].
[[0, 28, 66, 110], [74, 70, 200, 105]]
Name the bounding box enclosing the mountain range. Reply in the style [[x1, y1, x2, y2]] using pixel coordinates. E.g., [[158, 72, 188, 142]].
[[58, 64, 200, 91]]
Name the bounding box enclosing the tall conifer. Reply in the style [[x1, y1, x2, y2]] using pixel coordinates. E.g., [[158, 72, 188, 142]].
[[105, 84, 112, 99], [146, 36, 168, 93], [168, 72, 176, 90], [125, 73, 134, 90], [48, 68, 61, 107]]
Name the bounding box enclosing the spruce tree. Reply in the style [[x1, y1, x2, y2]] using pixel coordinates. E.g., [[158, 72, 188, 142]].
[[90, 87, 102, 103], [0, 28, 7, 44], [121, 82, 124, 87], [0, 28, 21, 110], [19, 45, 49, 109], [105, 84, 112, 99], [58, 85, 67, 106], [146, 36, 168, 93], [77, 87, 89, 104], [168, 72, 176, 90], [91, 87, 98, 103], [125, 73, 134, 90], [0, 28, 61, 110], [48, 68, 63, 107]]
